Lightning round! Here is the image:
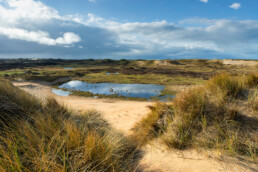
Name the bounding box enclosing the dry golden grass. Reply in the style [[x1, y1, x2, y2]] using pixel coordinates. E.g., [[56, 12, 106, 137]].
[[131, 103, 173, 145], [132, 74, 258, 160], [245, 74, 258, 88], [0, 78, 138, 171], [206, 73, 243, 99], [248, 89, 258, 111], [163, 87, 208, 149]]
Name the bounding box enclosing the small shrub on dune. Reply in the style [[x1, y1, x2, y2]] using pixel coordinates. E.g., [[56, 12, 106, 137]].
[[243, 74, 258, 111], [248, 89, 258, 111], [71, 110, 110, 135], [163, 87, 208, 149], [172, 87, 207, 116], [206, 73, 243, 99], [244, 74, 258, 88], [131, 103, 173, 145], [0, 78, 138, 171]]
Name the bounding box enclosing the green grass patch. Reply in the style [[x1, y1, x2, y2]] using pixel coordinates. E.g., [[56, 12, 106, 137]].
[[78, 72, 205, 86]]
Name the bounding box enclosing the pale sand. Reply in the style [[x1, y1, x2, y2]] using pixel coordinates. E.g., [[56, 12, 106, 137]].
[[222, 59, 258, 66], [13, 81, 257, 172]]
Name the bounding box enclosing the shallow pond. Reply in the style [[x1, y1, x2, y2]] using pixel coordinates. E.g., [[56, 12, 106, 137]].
[[57, 80, 168, 99], [64, 67, 74, 70], [52, 88, 72, 96]]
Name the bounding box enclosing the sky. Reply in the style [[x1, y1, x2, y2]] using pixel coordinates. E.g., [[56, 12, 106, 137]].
[[0, 0, 258, 59]]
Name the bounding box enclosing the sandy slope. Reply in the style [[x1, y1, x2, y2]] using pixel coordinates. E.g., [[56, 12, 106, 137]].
[[13, 81, 257, 172]]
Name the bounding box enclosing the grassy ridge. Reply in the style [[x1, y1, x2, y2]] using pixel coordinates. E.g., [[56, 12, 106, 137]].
[[132, 74, 258, 160], [1, 59, 257, 99], [0, 78, 138, 171], [2, 59, 257, 85]]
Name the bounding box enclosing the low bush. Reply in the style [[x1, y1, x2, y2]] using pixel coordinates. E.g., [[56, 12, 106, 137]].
[[244, 74, 258, 88], [206, 73, 243, 99], [248, 89, 258, 111], [163, 87, 208, 149], [131, 103, 173, 146]]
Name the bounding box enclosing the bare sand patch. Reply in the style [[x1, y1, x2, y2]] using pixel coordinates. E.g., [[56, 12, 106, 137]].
[[223, 59, 258, 66], [154, 60, 172, 67], [138, 140, 257, 172]]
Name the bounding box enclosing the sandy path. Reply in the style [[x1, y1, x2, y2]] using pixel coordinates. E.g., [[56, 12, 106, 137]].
[[54, 96, 152, 135], [13, 81, 257, 172], [13, 81, 152, 135]]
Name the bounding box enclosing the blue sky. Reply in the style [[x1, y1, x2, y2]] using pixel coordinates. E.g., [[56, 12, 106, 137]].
[[42, 0, 258, 22], [0, 0, 258, 59]]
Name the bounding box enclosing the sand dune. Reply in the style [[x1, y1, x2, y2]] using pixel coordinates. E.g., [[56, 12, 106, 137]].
[[14, 81, 257, 172]]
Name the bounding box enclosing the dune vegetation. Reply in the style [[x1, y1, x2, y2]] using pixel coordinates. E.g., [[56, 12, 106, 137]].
[[1, 59, 257, 101], [0, 78, 139, 171], [132, 73, 258, 160]]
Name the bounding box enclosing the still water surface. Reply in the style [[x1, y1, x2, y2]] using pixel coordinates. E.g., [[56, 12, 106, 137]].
[[59, 80, 164, 98], [52, 80, 174, 101]]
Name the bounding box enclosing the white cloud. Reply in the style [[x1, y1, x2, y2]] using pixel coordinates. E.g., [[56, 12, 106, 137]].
[[200, 0, 208, 3], [0, 0, 60, 25], [0, 27, 81, 45], [89, 0, 97, 3], [55, 32, 81, 45], [0, 0, 81, 46], [229, 3, 241, 10], [87, 13, 104, 23], [79, 14, 219, 51]]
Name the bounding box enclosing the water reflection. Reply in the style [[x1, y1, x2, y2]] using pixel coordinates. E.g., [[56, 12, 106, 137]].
[[52, 88, 72, 96], [59, 80, 165, 99], [106, 73, 119, 75]]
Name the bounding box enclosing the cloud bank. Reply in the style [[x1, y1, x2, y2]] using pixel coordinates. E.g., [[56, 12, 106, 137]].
[[0, 0, 257, 59]]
